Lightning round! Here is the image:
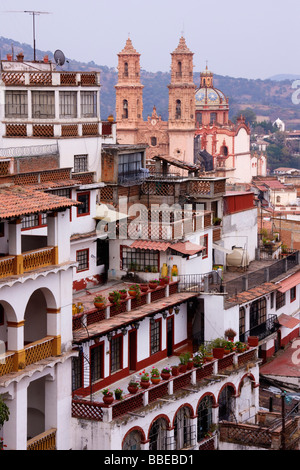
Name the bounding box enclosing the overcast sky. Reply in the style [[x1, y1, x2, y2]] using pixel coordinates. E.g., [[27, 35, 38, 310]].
[[1, 0, 299, 79]]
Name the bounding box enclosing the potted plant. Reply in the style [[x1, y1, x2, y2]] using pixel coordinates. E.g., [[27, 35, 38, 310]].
[[149, 279, 160, 290], [213, 216, 222, 226], [150, 367, 161, 384], [171, 364, 179, 376], [160, 276, 170, 285], [225, 328, 237, 342], [139, 370, 150, 388], [248, 336, 259, 347], [161, 366, 171, 380], [187, 356, 194, 370], [102, 388, 114, 404], [108, 291, 121, 307], [224, 340, 234, 354], [140, 283, 149, 293], [128, 284, 141, 300], [235, 341, 247, 353], [193, 353, 203, 368], [114, 387, 123, 400], [198, 343, 213, 362], [128, 379, 139, 394], [178, 352, 190, 373], [118, 289, 128, 300], [94, 295, 106, 309], [211, 338, 226, 359]]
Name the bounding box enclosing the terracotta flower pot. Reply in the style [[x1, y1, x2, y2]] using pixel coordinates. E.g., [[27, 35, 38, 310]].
[[149, 283, 158, 290], [128, 385, 139, 394], [128, 290, 137, 297], [140, 380, 150, 389], [140, 284, 149, 292], [161, 372, 171, 380], [94, 302, 105, 309], [248, 336, 259, 347], [213, 347, 224, 359], [151, 377, 160, 385], [119, 292, 127, 300], [103, 395, 114, 405], [179, 364, 187, 373], [171, 367, 179, 376], [187, 361, 194, 370]]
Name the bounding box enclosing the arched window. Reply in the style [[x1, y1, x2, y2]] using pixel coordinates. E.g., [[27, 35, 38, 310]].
[[174, 407, 194, 449], [175, 100, 181, 119], [197, 396, 213, 441], [123, 99, 128, 119], [177, 61, 182, 78], [219, 385, 235, 422], [149, 418, 168, 450], [220, 145, 228, 156], [210, 112, 217, 124], [124, 62, 128, 77], [122, 430, 142, 450], [151, 136, 157, 146]]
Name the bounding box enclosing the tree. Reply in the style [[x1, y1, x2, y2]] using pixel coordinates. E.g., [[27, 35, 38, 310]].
[[232, 107, 257, 127]]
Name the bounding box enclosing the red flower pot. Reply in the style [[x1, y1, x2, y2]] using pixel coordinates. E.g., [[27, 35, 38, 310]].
[[128, 290, 137, 298], [179, 364, 187, 373], [103, 395, 114, 405], [248, 336, 259, 347], [128, 385, 139, 394], [161, 372, 171, 380], [140, 380, 150, 389], [119, 292, 127, 300], [149, 283, 158, 290], [140, 284, 149, 292], [94, 302, 105, 309], [187, 361, 193, 370], [171, 367, 179, 376], [213, 348, 224, 359]]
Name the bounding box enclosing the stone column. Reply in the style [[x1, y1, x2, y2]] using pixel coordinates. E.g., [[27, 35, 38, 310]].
[[4, 380, 28, 450]]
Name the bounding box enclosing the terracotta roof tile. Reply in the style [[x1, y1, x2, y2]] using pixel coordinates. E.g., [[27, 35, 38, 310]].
[[0, 185, 79, 219], [226, 282, 279, 304], [170, 241, 204, 255], [130, 240, 171, 251], [277, 270, 300, 293]]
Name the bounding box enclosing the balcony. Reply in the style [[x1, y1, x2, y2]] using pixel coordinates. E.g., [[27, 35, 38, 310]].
[[72, 348, 258, 423], [27, 428, 56, 450], [0, 246, 57, 280], [0, 336, 60, 377], [240, 315, 280, 343]]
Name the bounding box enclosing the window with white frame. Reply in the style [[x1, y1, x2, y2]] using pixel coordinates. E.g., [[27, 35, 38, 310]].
[[32, 91, 55, 118], [5, 90, 28, 117], [59, 91, 77, 118], [80, 91, 97, 117]]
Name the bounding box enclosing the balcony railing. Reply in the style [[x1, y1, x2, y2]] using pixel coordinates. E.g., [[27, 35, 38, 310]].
[[0, 246, 57, 279], [27, 428, 56, 450], [178, 271, 223, 294], [240, 315, 280, 343], [72, 348, 257, 423]]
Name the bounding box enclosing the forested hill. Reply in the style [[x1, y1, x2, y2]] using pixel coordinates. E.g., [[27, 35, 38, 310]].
[[2, 36, 300, 129]]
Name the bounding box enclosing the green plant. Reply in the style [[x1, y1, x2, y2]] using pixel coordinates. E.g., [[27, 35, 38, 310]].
[[161, 367, 171, 374], [114, 387, 123, 395], [179, 352, 191, 365], [119, 289, 127, 294], [139, 369, 150, 381], [109, 291, 121, 306], [211, 337, 227, 349], [129, 284, 141, 300], [151, 367, 160, 377], [235, 341, 246, 351], [102, 388, 113, 397], [149, 279, 160, 284], [0, 396, 9, 429], [128, 379, 139, 387], [213, 216, 222, 226], [224, 340, 234, 351], [193, 354, 203, 367], [94, 295, 106, 304], [151, 266, 158, 273]]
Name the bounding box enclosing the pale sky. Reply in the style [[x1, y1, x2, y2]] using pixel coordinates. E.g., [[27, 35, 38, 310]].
[[1, 0, 299, 79]]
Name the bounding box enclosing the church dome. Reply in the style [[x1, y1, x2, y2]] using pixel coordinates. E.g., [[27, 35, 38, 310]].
[[195, 66, 228, 110]]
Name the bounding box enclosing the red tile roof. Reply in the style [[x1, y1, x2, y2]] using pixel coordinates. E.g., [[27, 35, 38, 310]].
[[0, 185, 79, 219], [130, 240, 171, 251], [277, 313, 300, 329], [170, 241, 204, 255], [226, 282, 280, 304], [277, 271, 300, 293]]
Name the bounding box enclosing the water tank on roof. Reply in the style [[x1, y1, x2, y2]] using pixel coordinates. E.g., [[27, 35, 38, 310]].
[[226, 247, 249, 268]]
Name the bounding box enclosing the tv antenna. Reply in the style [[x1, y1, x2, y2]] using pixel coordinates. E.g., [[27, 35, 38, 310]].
[[2, 10, 52, 61]]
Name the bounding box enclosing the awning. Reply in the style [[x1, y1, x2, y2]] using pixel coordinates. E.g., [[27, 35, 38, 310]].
[[94, 205, 129, 222], [277, 313, 300, 329], [170, 241, 204, 256], [130, 240, 171, 251], [212, 243, 234, 254], [277, 271, 300, 293]]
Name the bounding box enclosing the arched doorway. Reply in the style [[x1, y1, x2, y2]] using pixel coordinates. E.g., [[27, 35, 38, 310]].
[[218, 385, 235, 422]]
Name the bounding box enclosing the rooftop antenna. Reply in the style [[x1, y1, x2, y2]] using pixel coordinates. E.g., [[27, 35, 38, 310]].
[[2, 10, 52, 61]]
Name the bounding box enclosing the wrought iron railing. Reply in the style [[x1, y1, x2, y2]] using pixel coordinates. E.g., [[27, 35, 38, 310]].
[[240, 315, 280, 343], [178, 271, 223, 294]]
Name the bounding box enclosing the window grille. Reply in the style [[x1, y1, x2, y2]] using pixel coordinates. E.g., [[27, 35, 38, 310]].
[[74, 155, 88, 173], [76, 249, 89, 272], [5, 90, 28, 117], [77, 192, 90, 215], [149, 418, 168, 450], [72, 353, 82, 391], [276, 291, 285, 310], [250, 297, 266, 329], [174, 407, 195, 449], [197, 396, 213, 441], [123, 431, 142, 450], [122, 247, 158, 272], [90, 345, 103, 383], [32, 91, 55, 118], [118, 152, 143, 181], [110, 336, 121, 373], [150, 320, 161, 355]]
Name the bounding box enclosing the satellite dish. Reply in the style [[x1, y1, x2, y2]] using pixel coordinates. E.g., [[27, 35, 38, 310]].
[[54, 49, 65, 66]]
